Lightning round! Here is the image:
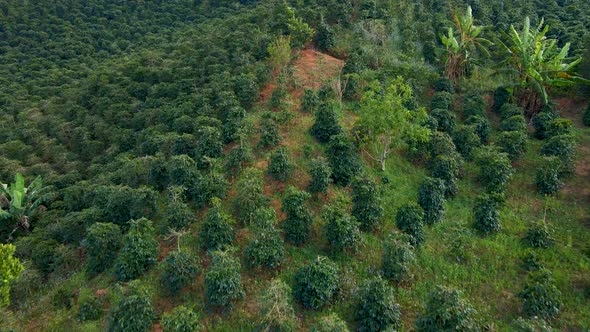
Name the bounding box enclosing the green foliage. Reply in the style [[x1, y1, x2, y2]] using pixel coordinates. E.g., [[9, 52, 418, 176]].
[[163, 199, 194, 231], [430, 91, 454, 110], [532, 111, 559, 140], [114, 219, 158, 281], [258, 279, 298, 332], [356, 276, 402, 332], [418, 177, 446, 225], [452, 124, 481, 160], [223, 106, 247, 144], [287, 14, 314, 49], [545, 118, 573, 138], [500, 103, 525, 120], [501, 115, 527, 132], [108, 282, 155, 332], [302, 89, 320, 113], [282, 186, 313, 245], [311, 102, 342, 143], [493, 87, 511, 113], [293, 256, 339, 310], [189, 170, 230, 209], [512, 317, 554, 332], [475, 147, 514, 195], [245, 209, 285, 269], [463, 93, 487, 118], [311, 313, 350, 332], [519, 269, 562, 320], [205, 250, 244, 308], [315, 18, 335, 51], [195, 126, 223, 169], [308, 157, 332, 194], [76, 288, 103, 322], [259, 113, 282, 148], [434, 78, 454, 94], [93, 185, 157, 228], [431, 109, 456, 134], [200, 198, 235, 251], [225, 143, 254, 176], [233, 168, 268, 225], [473, 194, 501, 235], [161, 306, 201, 332], [29, 239, 59, 275], [429, 154, 460, 197], [498, 130, 527, 161], [415, 286, 478, 332], [524, 222, 555, 249], [357, 78, 430, 171], [395, 203, 425, 247], [234, 73, 258, 110], [323, 204, 362, 253], [0, 244, 24, 307], [82, 222, 123, 274], [535, 157, 563, 195], [382, 233, 415, 283], [351, 175, 383, 231], [160, 251, 200, 295], [540, 134, 576, 175], [268, 35, 292, 72], [327, 134, 362, 186], [584, 104, 590, 127], [268, 147, 295, 182], [428, 131, 458, 159]]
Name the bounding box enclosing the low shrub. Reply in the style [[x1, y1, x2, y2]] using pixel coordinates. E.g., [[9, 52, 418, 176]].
[[308, 157, 332, 194], [351, 175, 383, 232], [293, 256, 339, 309], [415, 285, 478, 332], [114, 219, 158, 282], [535, 157, 563, 195], [452, 125, 481, 160], [258, 279, 298, 331], [323, 205, 362, 253], [356, 277, 401, 332], [395, 203, 425, 247], [430, 108, 456, 134], [108, 282, 155, 332], [418, 177, 446, 225], [311, 313, 349, 332], [524, 222, 555, 249], [161, 306, 201, 332], [199, 198, 235, 251], [430, 91, 454, 110], [465, 115, 491, 144], [205, 250, 244, 308], [519, 269, 562, 320], [76, 288, 103, 322], [281, 186, 313, 245], [82, 222, 123, 275], [382, 233, 415, 283], [473, 194, 501, 235], [160, 251, 200, 295], [498, 130, 527, 161]]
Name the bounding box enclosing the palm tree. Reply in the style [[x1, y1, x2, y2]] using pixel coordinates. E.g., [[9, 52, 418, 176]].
[[440, 6, 493, 83], [1, 173, 51, 241], [498, 17, 588, 116]]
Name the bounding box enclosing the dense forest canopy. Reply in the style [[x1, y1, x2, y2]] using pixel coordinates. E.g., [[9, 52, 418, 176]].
[[1, 0, 589, 330]]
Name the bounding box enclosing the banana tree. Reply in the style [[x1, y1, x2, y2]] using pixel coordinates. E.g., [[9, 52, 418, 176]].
[[1, 173, 50, 241], [440, 6, 493, 83], [498, 17, 589, 116]]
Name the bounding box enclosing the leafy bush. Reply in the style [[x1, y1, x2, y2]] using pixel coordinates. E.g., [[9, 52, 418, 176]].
[[524, 222, 555, 249], [452, 124, 481, 160], [351, 175, 383, 231], [161, 306, 201, 332], [245, 209, 285, 269], [302, 88, 320, 113], [356, 277, 401, 332], [430, 108, 456, 134], [429, 155, 460, 197], [258, 279, 298, 331], [476, 147, 513, 195], [268, 147, 294, 181], [518, 269, 562, 320], [163, 200, 194, 231], [463, 92, 486, 118], [114, 219, 158, 281], [327, 134, 362, 186], [465, 115, 491, 144], [500, 115, 527, 132], [195, 126, 223, 168], [160, 251, 200, 295], [225, 143, 254, 176], [293, 256, 339, 309], [233, 168, 268, 225], [323, 205, 362, 253], [473, 194, 501, 235], [311, 313, 349, 332], [76, 288, 102, 322], [188, 170, 230, 209], [223, 106, 247, 143], [308, 157, 332, 194], [540, 134, 576, 175], [428, 131, 458, 159], [545, 118, 573, 138], [382, 233, 415, 283], [415, 285, 478, 332], [259, 113, 282, 148], [315, 18, 335, 51], [395, 203, 425, 247], [430, 91, 454, 110], [108, 282, 155, 332], [434, 78, 454, 93], [418, 177, 446, 225], [205, 250, 244, 308], [512, 317, 554, 332], [532, 111, 559, 140], [82, 222, 123, 274], [493, 87, 511, 113], [281, 186, 313, 245], [311, 102, 342, 143], [521, 250, 544, 272], [535, 157, 563, 195], [199, 198, 235, 251], [498, 130, 527, 161], [499, 103, 524, 120], [270, 83, 288, 109]]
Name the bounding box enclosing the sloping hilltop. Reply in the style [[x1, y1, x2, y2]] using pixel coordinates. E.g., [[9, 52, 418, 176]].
[[0, 0, 589, 331]]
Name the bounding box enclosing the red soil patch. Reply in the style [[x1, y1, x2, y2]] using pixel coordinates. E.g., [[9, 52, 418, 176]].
[[292, 49, 344, 90]]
